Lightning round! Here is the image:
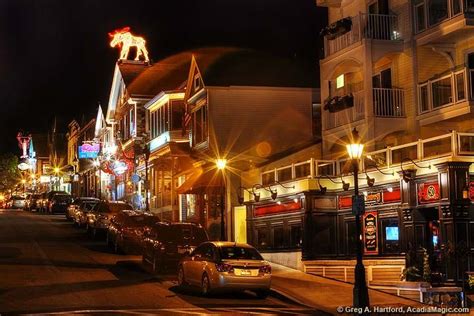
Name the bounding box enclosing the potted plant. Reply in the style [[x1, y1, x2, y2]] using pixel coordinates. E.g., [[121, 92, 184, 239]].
[[320, 17, 353, 40], [323, 94, 354, 113]]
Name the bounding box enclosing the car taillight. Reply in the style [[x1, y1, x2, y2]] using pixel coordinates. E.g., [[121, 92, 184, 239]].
[[215, 263, 234, 273], [259, 265, 272, 274]]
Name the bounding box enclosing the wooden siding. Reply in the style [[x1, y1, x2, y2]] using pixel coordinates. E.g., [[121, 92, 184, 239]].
[[208, 87, 313, 160]]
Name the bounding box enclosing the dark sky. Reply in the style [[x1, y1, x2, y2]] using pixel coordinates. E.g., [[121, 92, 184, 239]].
[[0, 0, 326, 154]]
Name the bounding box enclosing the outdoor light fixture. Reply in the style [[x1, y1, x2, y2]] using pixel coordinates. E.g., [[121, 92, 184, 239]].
[[237, 186, 256, 205], [400, 157, 431, 183], [346, 127, 370, 309], [366, 174, 375, 187], [342, 179, 350, 191], [216, 158, 227, 170], [346, 128, 364, 160], [318, 178, 327, 194]]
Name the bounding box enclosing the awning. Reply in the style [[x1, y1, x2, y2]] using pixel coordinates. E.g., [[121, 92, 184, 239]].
[[176, 168, 224, 194]]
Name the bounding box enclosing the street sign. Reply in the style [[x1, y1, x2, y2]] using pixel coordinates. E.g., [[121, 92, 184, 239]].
[[352, 195, 365, 215]]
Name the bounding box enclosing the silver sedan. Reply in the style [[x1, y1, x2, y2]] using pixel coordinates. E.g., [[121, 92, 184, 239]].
[[178, 242, 271, 298]]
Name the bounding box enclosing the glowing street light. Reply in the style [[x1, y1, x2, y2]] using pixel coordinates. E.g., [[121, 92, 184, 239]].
[[216, 159, 227, 170], [346, 127, 370, 309]]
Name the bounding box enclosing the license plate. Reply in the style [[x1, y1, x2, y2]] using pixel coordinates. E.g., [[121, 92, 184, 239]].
[[240, 269, 251, 276]]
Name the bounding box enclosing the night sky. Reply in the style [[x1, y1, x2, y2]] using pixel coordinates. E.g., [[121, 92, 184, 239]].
[[0, 0, 326, 154]]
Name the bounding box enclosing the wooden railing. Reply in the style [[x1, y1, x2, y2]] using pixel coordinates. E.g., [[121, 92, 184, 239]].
[[259, 131, 474, 185]]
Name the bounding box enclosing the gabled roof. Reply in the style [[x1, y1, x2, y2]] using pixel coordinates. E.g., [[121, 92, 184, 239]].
[[192, 47, 316, 88]]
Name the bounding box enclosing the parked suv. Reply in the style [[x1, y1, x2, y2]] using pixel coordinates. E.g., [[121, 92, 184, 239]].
[[49, 193, 72, 214], [40, 191, 68, 213], [86, 201, 133, 238], [25, 194, 41, 211], [142, 222, 209, 273]]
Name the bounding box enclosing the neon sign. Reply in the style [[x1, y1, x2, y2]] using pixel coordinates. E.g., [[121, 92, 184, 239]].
[[112, 160, 128, 175], [109, 27, 149, 62], [78, 143, 100, 159]]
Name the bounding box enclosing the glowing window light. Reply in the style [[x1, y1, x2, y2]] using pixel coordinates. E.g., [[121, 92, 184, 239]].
[[109, 27, 149, 62], [336, 74, 345, 89]]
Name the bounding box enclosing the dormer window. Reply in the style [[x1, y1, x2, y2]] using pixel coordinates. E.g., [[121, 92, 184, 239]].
[[194, 74, 201, 91]]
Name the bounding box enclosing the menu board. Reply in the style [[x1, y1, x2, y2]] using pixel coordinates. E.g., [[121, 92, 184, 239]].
[[363, 211, 378, 255]]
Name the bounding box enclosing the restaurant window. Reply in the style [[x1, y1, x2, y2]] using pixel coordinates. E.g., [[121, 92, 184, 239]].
[[381, 218, 400, 254], [345, 220, 357, 255], [290, 225, 302, 248], [256, 227, 269, 250], [273, 226, 285, 249]]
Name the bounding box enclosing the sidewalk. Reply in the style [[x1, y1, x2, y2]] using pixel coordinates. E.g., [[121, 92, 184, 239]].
[[270, 263, 423, 314]]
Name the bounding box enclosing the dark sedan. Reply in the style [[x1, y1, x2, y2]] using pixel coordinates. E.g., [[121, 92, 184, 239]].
[[67, 197, 99, 220], [86, 201, 133, 238], [142, 222, 209, 273], [107, 211, 160, 254]]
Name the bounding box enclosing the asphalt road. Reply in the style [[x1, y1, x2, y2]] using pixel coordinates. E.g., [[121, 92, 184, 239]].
[[0, 209, 315, 315]]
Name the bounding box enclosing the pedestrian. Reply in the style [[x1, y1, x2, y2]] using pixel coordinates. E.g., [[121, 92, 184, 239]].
[[132, 192, 143, 211]]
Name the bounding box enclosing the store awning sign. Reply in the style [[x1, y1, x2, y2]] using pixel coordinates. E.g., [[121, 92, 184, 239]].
[[78, 143, 100, 159], [339, 188, 401, 209], [254, 201, 301, 217], [363, 211, 378, 255]]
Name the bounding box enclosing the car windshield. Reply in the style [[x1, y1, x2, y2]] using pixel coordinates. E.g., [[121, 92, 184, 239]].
[[54, 194, 71, 201], [219, 246, 263, 260], [81, 201, 97, 211]]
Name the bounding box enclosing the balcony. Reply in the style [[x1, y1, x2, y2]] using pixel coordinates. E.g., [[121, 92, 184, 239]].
[[417, 66, 473, 125], [323, 13, 401, 58], [373, 88, 405, 117], [414, 0, 474, 45], [149, 130, 189, 153]]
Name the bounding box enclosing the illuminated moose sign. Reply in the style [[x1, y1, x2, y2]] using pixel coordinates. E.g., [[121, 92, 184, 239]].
[[109, 27, 149, 62]]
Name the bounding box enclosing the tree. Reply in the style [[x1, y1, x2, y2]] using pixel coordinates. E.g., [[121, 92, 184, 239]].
[[0, 153, 21, 193]]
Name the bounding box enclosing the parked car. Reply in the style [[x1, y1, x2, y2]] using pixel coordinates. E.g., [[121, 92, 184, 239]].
[[25, 193, 41, 211], [10, 196, 26, 209], [48, 193, 72, 214], [86, 201, 133, 238], [66, 197, 99, 220], [142, 222, 209, 273], [177, 242, 271, 297], [40, 191, 68, 213], [107, 211, 160, 254], [73, 199, 100, 227]]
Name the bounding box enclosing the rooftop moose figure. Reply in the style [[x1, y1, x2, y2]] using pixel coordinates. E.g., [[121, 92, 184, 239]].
[[109, 27, 149, 62]]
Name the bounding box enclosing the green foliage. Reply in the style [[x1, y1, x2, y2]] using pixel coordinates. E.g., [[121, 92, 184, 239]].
[[0, 153, 21, 192], [401, 266, 422, 281], [422, 248, 431, 282]]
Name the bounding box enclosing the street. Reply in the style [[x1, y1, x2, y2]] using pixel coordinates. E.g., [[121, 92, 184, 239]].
[[0, 209, 314, 315]]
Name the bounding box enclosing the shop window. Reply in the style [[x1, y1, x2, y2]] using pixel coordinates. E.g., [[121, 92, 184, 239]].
[[381, 218, 400, 254], [256, 227, 269, 250], [290, 225, 302, 248], [186, 194, 197, 218], [273, 226, 285, 249]]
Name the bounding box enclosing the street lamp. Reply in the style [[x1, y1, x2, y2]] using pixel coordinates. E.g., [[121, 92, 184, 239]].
[[346, 128, 370, 308], [216, 158, 227, 241]]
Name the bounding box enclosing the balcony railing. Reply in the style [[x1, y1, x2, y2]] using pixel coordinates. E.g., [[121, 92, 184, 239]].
[[373, 88, 405, 117], [414, 0, 474, 34], [326, 90, 365, 129], [258, 131, 474, 186], [323, 13, 401, 57], [418, 67, 471, 114]]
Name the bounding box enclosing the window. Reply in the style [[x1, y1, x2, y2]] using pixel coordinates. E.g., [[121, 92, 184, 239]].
[[382, 218, 400, 254], [273, 226, 285, 249], [414, 2, 426, 33], [185, 194, 197, 218], [455, 72, 466, 101], [171, 101, 184, 130], [336, 74, 345, 89], [262, 171, 275, 185], [419, 84, 429, 113], [192, 105, 207, 146], [295, 162, 311, 179], [428, 0, 448, 26], [194, 74, 201, 91], [256, 227, 269, 249], [314, 214, 337, 255], [432, 76, 452, 108], [290, 225, 302, 248], [277, 167, 292, 182]]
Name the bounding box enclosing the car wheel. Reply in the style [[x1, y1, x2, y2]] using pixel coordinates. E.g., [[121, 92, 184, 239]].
[[255, 290, 270, 299], [177, 266, 187, 287], [201, 273, 211, 296]]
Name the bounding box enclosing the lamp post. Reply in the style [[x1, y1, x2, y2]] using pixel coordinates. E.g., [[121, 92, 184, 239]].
[[216, 158, 227, 241], [346, 127, 370, 309]]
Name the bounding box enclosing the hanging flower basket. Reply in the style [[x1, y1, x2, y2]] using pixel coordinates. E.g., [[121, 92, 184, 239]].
[[320, 17, 353, 40], [323, 94, 354, 113]]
